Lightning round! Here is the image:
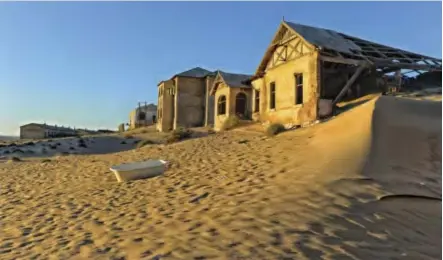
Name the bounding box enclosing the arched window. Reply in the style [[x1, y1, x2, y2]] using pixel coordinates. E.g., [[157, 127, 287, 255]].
[[218, 95, 226, 115]]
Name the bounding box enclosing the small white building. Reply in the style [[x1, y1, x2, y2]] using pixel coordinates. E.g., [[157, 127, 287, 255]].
[[129, 103, 157, 129]]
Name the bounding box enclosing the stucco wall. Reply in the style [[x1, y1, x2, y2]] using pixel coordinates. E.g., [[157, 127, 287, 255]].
[[205, 76, 216, 126], [174, 77, 206, 128], [157, 80, 175, 132], [213, 83, 252, 131], [213, 83, 231, 131], [252, 51, 320, 127]]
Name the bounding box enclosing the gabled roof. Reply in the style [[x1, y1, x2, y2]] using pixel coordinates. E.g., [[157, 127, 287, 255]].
[[254, 20, 442, 77], [158, 67, 215, 86], [210, 70, 252, 95]]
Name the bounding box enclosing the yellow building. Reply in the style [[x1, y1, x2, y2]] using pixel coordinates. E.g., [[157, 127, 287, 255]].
[[248, 20, 441, 127], [209, 71, 253, 130]]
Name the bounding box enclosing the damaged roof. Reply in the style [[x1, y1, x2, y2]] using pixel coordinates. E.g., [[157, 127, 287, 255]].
[[285, 22, 362, 55], [254, 20, 442, 77]]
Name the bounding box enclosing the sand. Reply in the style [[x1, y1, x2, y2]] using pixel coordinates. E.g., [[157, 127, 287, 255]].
[[0, 96, 441, 259]]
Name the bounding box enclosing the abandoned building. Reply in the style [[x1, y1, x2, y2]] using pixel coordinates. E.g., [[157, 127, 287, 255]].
[[20, 123, 78, 139], [246, 20, 442, 127], [129, 103, 157, 129], [209, 71, 253, 130], [156, 67, 217, 132]]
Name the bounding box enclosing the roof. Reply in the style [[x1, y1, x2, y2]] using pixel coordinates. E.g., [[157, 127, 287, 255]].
[[21, 123, 76, 132], [176, 67, 214, 78], [285, 22, 362, 55], [218, 71, 252, 88], [157, 67, 215, 86], [136, 103, 157, 111], [254, 20, 442, 77], [210, 70, 253, 95]]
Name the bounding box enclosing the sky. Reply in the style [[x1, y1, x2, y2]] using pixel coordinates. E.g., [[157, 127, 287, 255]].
[[0, 2, 441, 136]]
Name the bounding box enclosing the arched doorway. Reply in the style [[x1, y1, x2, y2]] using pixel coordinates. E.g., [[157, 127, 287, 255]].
[[235, 92, 247, 117]]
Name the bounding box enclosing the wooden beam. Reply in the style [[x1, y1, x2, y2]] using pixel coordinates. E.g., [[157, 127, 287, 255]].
[[373, 60, 441, 71], [333, 65, 367, 105], [320, 55, 369, 66]]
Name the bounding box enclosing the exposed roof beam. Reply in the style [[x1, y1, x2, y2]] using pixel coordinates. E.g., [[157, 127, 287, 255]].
[[320, 55, 369, 66]]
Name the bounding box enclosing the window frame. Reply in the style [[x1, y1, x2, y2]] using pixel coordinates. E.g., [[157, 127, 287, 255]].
[[270, 82, 276, 110], [217, 95, 227, 115], [294, 73, 304, 105]]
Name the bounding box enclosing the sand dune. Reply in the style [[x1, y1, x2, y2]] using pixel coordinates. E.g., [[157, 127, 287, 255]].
[[0, 96, 440, 259]]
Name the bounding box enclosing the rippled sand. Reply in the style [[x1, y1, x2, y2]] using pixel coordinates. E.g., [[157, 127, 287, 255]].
[[0, 96, 441, 260]]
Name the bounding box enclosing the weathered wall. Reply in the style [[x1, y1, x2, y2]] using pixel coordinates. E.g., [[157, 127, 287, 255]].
[[205, 76, 216, 126], [20, 126, 45, 139], [174, 77, 206, 129], [157, 80, 174, 132], [213, 83, 230, 131], [213, 83, 252, 130], [252, 51, 319, 127]]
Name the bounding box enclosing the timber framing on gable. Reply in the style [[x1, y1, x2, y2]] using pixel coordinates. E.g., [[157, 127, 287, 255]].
[[255, 22, 316, 77], [266, 28, 313, 71], [253, 20, 442, 80]]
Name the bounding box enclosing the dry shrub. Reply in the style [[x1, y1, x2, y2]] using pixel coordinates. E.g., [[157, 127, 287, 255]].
[[221, 115, 240, 131], [124, 134, 134, 139], [266, 123, 286, 136], [136, 139, 155, 148], [166, 127, 192, 144]]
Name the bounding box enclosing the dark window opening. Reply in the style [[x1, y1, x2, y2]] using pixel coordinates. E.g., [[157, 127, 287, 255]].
[[218, 95, 226, 115], [254, 90, 260, 112], [295, 74, 303, 105], [235, 92, 247, 117], [270, 82, 276, 109], [138, 112, 146, 121]]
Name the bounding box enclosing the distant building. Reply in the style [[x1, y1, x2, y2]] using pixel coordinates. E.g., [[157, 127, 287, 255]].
[[156, 67, 216, 132], [129, 103, 157, 129], [19, 123, 78, 139]]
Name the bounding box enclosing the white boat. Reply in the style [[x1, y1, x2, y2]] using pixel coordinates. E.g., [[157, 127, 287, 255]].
[[110, 160, 168, 182]]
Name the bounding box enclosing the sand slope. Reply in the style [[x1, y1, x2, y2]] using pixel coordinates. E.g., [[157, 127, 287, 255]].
[[0, 96, 441, 260]]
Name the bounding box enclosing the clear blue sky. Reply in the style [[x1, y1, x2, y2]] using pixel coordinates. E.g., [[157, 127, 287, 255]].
[[0, 2, 441, 135]]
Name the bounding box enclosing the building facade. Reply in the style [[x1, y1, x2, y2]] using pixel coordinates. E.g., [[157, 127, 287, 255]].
[[20, 123, 78, 139], [156, 67, 216, 132], [209, 71, 253, 130], [129, 103, 157, 129], [249, 20, 441, 127]]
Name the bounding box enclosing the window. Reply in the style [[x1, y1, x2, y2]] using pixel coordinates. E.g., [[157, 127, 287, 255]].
[[217, 95, 226, 115], [254, 90, 260, 112], [295, 74, 303, 105], [270, 82, 276, 109]]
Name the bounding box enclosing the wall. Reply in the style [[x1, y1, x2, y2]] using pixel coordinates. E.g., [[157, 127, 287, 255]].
[[156, 80, 174, 132], [204, 76, 216, 126], [252, 51, 320, 127], [213, 83, 231, 131], [174, 77, 206, 129], [20, 125, 45, 139], [213, 83, 252, 130]]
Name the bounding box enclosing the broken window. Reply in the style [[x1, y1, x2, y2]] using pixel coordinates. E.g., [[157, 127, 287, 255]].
[[138, 112, 146, 121], [254, 89, 260, 112], [295, 74, 303, 105], [270, 82, 276, 109], [218, 95, 226, 115]]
